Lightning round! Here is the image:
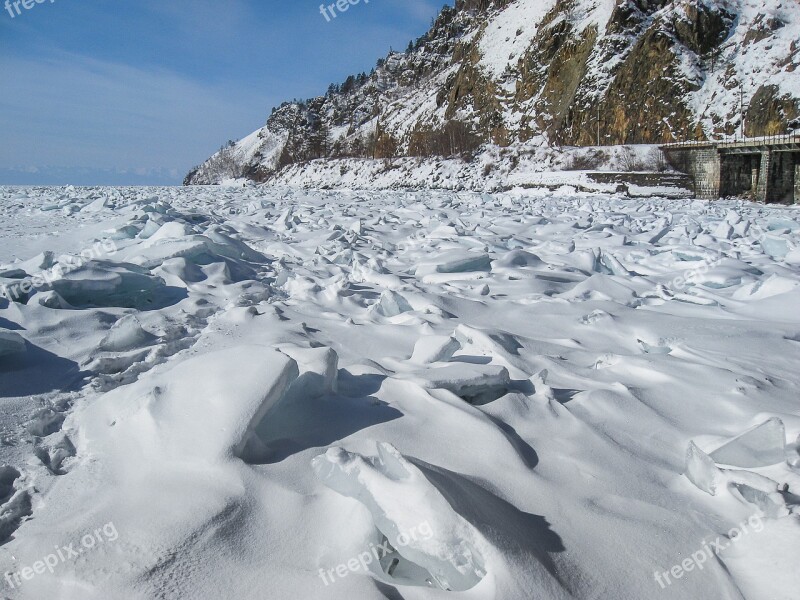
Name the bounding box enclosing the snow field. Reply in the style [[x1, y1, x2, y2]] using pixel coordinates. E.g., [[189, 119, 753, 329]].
[[0, 185, 799, 599]]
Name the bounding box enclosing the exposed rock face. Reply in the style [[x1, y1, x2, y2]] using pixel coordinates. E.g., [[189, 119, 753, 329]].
[[746, 85, 800, 136], [185, 0, 800, 185]]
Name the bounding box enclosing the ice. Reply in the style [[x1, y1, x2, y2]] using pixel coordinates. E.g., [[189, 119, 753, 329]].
[[788, 434, 800, 468], [761, 236, 791, 259], [312, 442, 487, 592], [710, 418, 788, 468], [685, 441, 723, 496], [410, 335, 461, 364], [40, 259, 173, 309], [372, 290, 413, 317], [35, 434, 76, 475], [0, 464, 31, 543], [436, 253, 492, 274], [0, 466, 19, 503], [137, 218, 163, 239], [685, 441, 789, 517], [417, 363, 511, 405], [416, 251, 492, 276], [144, 221, 195, 243], [97, 315, 157, 352], [726, 469, 790, 519], [1, 186, 799, 599], [0, 330, 26, 357], [278, 345, 339, 399], [79, 345, 300, 463], [18, 251, 55, 274], [493, 249, 545, 269]]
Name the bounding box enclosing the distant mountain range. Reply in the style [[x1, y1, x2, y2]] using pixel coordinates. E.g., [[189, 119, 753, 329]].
[[185, 0, 800, 186]]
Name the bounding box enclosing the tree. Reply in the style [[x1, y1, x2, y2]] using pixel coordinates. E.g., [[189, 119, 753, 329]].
[[341, 75, 357, 94]]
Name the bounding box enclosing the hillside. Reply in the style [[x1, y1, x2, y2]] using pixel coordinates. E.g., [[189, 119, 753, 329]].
[[185, 0, 800, 186]]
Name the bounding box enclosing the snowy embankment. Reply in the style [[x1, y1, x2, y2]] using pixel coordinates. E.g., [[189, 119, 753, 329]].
[[217, 140, 691, 198], [0, 185, 799, 599]]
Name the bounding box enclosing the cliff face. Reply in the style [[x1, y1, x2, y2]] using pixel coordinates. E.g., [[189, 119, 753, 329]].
[[185, 0, 800, 185]]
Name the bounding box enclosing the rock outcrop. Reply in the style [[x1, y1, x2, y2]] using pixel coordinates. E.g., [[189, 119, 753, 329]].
[[185, 0, 800, 185]]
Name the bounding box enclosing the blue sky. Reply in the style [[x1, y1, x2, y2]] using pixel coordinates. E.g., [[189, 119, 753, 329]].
[[0, 0, 447, 185]]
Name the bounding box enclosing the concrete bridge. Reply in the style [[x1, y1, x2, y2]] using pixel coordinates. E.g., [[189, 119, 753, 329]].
[[661, 135, 800, 203]]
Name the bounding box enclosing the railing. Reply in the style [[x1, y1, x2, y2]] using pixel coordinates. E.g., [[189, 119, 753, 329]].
[[660, 140, 717, 149], [716, 133, 800, 148], [662, 133, 800, 150]]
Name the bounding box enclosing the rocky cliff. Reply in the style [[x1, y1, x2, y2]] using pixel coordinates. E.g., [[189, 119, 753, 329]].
[[185, 0, 800, 185]]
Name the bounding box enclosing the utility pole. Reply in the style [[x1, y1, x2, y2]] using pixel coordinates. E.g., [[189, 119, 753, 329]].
[[739, 84, 749, 140], [739, 85, 743, 139], [596, 101, 601, 147]]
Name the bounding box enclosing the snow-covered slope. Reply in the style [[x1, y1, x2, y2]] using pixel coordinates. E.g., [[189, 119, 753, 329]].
[[1, 184, 800, 599], [186, 0, 800, 186]]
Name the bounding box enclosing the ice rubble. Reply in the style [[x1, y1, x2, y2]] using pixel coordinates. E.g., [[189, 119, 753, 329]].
[[41, 260, 171, 309], [312, 442, 487, 591], [0, 186, 799, 599], [0, 466, 31, 543], [685, 419, 792, 518], [415, 363, 512, 405]]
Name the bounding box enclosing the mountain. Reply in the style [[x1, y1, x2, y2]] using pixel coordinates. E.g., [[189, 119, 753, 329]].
[[185, 0, 800, 186]]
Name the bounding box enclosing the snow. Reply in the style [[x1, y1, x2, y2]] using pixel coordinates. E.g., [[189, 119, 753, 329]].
[[0, 332, 26, 358], [0, 184, 799, 599], [477, 0, 558, 79], [264, 142, 689, 196], [683, 0, 800, 137]]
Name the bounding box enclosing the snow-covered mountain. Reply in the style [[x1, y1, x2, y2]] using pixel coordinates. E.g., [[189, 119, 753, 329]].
[[185, 0, 800, 185]]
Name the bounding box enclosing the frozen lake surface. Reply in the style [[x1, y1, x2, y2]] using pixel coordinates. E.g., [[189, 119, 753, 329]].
[[0, 185, 799, 599]]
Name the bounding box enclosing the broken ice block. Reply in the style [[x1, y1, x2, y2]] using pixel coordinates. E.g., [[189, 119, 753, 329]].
[[416, 251, 492, 276], [410, 335, 461, 364], [312, 442, 486, 591], [279, 345, 339, 399], [372, 290, 413, 317], [761, 235, 790, 260], [421, 363, 510, 403], [42, 260, 170, 309], [710, 418, 786, 468], [685, 442, 723, 496], [436, 253, 492, 274], [726, 469, 789, 519], [730, 482, 788, 519]]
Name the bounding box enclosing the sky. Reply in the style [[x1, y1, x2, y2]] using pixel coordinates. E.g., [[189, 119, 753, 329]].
[[0, 0, 447, 185]]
